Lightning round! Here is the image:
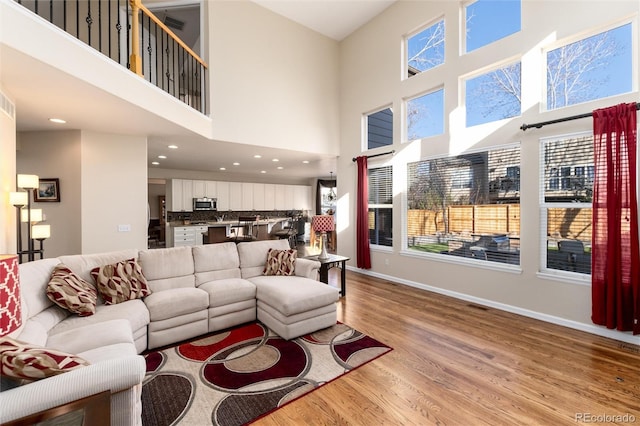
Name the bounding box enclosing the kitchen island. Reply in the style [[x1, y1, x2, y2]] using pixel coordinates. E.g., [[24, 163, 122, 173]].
[[167, 217, 292, 247]]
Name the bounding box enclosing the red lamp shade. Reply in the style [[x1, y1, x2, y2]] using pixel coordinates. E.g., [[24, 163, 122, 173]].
[[312, 215, 335, 232], [0, 255, 22, 337]]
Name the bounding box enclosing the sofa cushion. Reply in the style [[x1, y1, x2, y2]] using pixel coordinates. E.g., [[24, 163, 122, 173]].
[[193, 243, 242, 285], [58, 249, 139, 283], [19, 258, 61, 319], [0, 336, 89, 381], [263, 248, 297, 276], [198, 278, 256, 308], [138, 247, 195, 292], [46, 264, 97, 316], [144, 288, 209, 322], [250, 275, 339, 316], [91, 258, 151, 305], [237, 239, 292, 278], [47, 319, 135, 355]]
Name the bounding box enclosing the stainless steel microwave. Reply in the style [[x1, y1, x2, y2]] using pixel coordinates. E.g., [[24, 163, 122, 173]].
[[193, 197, 217, 211]]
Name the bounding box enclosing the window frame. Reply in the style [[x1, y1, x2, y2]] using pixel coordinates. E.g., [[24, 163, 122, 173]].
[[538, 132, 593, 284], [368, 165, 394, 249]]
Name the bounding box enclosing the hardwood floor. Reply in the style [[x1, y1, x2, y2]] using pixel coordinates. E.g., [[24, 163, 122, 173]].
[[255, 269, 640, 425]]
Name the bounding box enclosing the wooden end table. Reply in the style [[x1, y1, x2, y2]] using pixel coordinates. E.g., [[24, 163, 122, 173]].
[[305, 254, 349, 296]]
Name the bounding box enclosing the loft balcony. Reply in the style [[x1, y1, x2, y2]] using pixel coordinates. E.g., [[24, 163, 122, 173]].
[[13, 0, 208, 115]]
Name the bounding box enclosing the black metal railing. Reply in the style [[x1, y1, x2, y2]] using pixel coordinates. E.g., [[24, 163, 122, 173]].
[[14, 0, 208, 114]]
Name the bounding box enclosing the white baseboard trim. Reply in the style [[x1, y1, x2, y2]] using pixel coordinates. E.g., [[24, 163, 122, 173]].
[[347, 266, 639, 346]]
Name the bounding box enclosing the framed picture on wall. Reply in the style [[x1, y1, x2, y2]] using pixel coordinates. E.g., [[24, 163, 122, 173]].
[[34, 178, 60, 202]]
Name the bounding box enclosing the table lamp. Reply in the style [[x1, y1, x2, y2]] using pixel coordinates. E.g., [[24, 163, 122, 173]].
[[0, 255, 22, 337], [312, 215, 334, 260]]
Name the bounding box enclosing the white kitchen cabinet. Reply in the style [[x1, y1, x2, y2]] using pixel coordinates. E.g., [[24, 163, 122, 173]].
[[293, 185, 311, 210], [172, 226, 196, 247], [263, 184, 275, 210], [241, 183, 254, 210], [216, 181, 230, 211], [192, 180, 206, 198], [253, 183, 265, 210], [284, 185, 295, 210], [229, 182, 243, 211], [274, 185, 286, 210], [167, 179, 193, 212], [205, 181, 217, 199], [193, 225, 208, 245]]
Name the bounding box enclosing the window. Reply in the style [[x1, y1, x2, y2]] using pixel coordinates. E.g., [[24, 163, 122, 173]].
[[406, 18, 445, 78], [406, 88, 444, 141], [541, 134, 593, 276], [407, 146, 520, 266], [369, 166, 393, 247], [464, 0, 521, 53], [367, 107, 393, 150], [546, 22, 632, 110], [465, 61, 521, 127]]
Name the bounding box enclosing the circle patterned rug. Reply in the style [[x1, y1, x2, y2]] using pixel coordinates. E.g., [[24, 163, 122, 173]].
[[141, 322, 392, 426]]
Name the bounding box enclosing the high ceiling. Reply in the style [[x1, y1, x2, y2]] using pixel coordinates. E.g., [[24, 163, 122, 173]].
[[10, 0, 396, 181]]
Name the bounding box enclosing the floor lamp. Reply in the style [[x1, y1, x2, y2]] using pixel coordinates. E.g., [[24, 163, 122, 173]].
[[11, 174, 51, 263], [312, 215, 335, 261]]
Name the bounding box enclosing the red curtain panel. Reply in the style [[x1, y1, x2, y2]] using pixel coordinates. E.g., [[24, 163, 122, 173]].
[[355, 156, 372, 269], [591, 102, 639, 335]]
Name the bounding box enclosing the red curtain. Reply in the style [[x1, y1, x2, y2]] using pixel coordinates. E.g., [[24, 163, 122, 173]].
[[591, 102, 639, 335], [356, 156, 371, 269]]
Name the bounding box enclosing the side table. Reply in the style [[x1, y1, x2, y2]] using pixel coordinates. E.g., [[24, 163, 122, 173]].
[[305, 254, 349, 296]]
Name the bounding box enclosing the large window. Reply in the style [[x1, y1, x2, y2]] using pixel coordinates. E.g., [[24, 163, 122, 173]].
[[546, 22, 632, 110], [369, 166, 393, 247], [541, 134, 593, 276], [407, 146, 520, 266], [406, 88, 444, 141], [406, 18, 445, 78], [465, 61, 521, 127], [464, 0, 521, 53], [367, 107, 393, 149]]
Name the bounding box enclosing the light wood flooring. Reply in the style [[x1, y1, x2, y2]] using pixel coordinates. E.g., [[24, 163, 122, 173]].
[[255, 269, 640, 425]]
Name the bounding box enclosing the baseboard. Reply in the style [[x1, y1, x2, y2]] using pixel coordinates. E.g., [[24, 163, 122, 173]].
[[347, 266, 639, 346]]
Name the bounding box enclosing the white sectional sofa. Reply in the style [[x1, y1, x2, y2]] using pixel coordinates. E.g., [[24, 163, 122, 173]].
[[0, 239, 338, 426]]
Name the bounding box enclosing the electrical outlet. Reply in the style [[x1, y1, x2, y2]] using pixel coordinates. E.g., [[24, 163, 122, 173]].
[[118, 224, 131, 232]]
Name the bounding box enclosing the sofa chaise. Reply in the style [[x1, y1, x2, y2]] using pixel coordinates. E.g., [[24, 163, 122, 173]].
[[0, 239, 339, 425]]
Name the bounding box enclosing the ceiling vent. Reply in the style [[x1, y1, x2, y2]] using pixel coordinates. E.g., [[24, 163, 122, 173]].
[[163, 15, 185, 31]]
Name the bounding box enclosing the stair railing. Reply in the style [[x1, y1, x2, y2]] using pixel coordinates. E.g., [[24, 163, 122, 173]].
[[14, 0, 208, 114]]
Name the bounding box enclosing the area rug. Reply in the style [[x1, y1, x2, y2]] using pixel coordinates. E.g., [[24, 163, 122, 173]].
[[141, 322, 392, 426]]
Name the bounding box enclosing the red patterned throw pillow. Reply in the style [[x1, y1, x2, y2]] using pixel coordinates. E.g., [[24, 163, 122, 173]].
[[91, 258, 151, 305], [0, 337, 89, 380], [263, 248, 297, 276], [46, 264, 98, 316]]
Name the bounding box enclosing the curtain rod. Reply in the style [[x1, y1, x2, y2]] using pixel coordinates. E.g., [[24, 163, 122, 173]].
[[520, 102, 640, 131], [352, 150, 395, 162]]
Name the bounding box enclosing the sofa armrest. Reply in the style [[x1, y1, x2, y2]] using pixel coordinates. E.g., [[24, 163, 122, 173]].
[[0, 355, 145, 424], [294, 258, 320, 279]]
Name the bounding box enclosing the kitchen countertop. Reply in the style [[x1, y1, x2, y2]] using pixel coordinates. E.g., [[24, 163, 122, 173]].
[[170, 217, 290, 228]]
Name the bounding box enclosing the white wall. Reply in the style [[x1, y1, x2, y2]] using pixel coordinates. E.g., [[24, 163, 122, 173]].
[[0, 86, 16, 254], [338, 1, 640, 342], [80, 131, 147, 254], [16, 130, 82, 257], [207, 1, 340, 156]]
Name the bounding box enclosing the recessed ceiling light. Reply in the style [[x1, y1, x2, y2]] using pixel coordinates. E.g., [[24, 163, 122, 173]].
[[272, 158, 279, 162], [168, 145, 178, 149], [233, 162, 240, 166], [254, 155, 262, 159], [220, 167, 226, 171], [49, 118, 66, 124], [151, 161, 160, 165], [260, 170, 266, 173], [302, 160, 309, 164], [158, 155, 167, 159], [277, 166, 284, 170]]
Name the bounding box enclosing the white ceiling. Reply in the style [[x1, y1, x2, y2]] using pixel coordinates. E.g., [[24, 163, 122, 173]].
[[252, 0, 395, 41], [10, 0, 395, 181]]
